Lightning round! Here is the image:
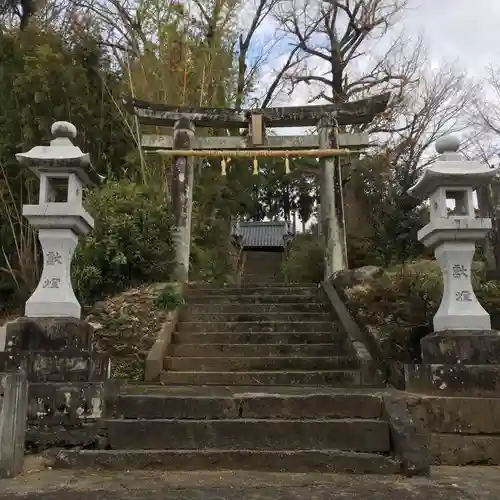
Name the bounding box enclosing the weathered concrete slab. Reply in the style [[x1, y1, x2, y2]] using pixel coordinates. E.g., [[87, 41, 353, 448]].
[[421, 330, 500, 364], [0, 372, 28, 478], [405, 363, 500, 397], [176, 321, 338, 334], [160, 369, 360, 386], [173, 331, 342, 344], [105, 418, 390, 452], [429, 434, 500, 465], [4, 318, 109, 383], [5, 467, 500, 499], [187, 294, 324, 304], [182, 311, 333, 322], [170, 342, 347, 357], [186, 303, 326, 314], [112, 392, 383, 420], [187, 285, 319, 296], [55, 448, 399, 474], [408, 395, 500, 434], [164, 355, 357, 372]]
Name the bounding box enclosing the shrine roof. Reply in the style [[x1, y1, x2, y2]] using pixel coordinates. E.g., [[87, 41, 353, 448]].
[[231, 221, 293, 248]]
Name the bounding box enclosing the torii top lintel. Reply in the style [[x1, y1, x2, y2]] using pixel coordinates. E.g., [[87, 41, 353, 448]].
[[123, 92, 391, 128]]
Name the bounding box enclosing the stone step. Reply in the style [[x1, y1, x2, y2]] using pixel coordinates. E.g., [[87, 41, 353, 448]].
[[112, 391, 384, 420], [182, 312, 333, 322], [186, 303, 327, 314], [173, 331, 343, 345], [186, 294, 323, 304], [104, 418, 390, 452], [241, 277, 283, 284], [170, 343, 348, 357], [54, 449, 401, 474], [187, 286, 318, 296], [159, 369, 360, 385], [177, 321, 338, 333], [164, 356, 357, 372]]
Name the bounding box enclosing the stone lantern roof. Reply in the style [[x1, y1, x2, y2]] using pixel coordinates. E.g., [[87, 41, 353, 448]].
[[15, 121, 102, 186], [408, 135, 499, 200]]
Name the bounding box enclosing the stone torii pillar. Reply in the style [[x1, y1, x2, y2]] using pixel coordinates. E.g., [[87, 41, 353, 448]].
[[319, 116, 348, 279], [171, 117, 195, 283]]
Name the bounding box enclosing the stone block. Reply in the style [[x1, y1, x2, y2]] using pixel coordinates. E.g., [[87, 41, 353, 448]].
[[405, 363, 500, 397], [409, 395, 500, 434], [105, 418, 390, 452], [429, 434, 500, 465], [5, 317, 93, 352], [382, 394, 431, 477], [0, 372, 28, 478], [25, 381, 120, 452], [421, 330, 500, 364], [54, 448, 401, 474], [4, 317, 109, 383]]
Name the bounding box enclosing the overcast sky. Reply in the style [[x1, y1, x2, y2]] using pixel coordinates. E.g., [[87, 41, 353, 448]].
[[243, 0, 500, 137], [248, 0, 500, 107], [404, 0, 500, 75]]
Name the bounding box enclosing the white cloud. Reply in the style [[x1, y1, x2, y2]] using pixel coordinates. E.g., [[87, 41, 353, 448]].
[[240, 0, 499, 138]]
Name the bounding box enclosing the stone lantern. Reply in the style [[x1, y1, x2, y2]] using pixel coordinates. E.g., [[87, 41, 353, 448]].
[[16, 121, 100, 319], [409, 135, 499, 331], [406, 135, 500, 396]]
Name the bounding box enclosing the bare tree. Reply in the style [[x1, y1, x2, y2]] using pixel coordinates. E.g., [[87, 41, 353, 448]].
[[274, 0, 409, 105], [469, 66, 500, 164], [380, 63, 476, 189]]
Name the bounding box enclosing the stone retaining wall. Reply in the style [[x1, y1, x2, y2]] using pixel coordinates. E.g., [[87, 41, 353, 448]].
[[25, 381, 118, 453], [406, 394, 500, 465]]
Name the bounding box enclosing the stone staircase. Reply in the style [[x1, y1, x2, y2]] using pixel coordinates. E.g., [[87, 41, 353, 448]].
[[241, 250, 284, 285], [56, 283, 400, 473]]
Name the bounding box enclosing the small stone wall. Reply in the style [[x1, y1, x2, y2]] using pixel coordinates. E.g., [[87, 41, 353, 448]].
[[406, 394, 500, 465], [25, 381, 118, 453]]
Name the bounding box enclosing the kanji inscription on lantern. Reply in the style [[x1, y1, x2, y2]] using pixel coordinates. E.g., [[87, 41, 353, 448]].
[[452, 264, 468, 279], [42, 278, 61, 289], [46, 251, 63, 266], [455, 290, 473, 302]]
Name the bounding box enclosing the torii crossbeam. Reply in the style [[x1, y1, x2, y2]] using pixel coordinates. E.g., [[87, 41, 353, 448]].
[[123, 93, 391, 128]]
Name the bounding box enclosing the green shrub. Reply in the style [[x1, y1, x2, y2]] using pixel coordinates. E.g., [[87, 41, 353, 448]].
[[282, 232, 324, 283], [73, 181, 174, 303], [345, 259, 500, 362], [154, 283, 184, 311]]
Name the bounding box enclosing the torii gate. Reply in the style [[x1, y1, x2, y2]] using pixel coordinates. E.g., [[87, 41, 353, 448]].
[[124, 93, 391, 282]]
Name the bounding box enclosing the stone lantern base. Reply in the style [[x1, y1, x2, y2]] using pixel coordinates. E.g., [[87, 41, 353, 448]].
[[3, 317, 109, 383], [406, 329, 500, 397]]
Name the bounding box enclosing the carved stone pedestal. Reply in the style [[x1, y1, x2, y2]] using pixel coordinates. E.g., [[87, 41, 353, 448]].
[[4, 317, 109, 382], [406, 330, 500, 397]]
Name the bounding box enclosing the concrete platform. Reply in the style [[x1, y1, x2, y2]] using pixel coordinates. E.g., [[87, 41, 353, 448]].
[[1, 464, 500, 499], [104, 418, 390, 451], [159, 369, 361, 385]]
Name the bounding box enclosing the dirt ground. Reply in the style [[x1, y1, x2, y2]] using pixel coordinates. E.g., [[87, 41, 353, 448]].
[[1, 458, 499, 500]]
